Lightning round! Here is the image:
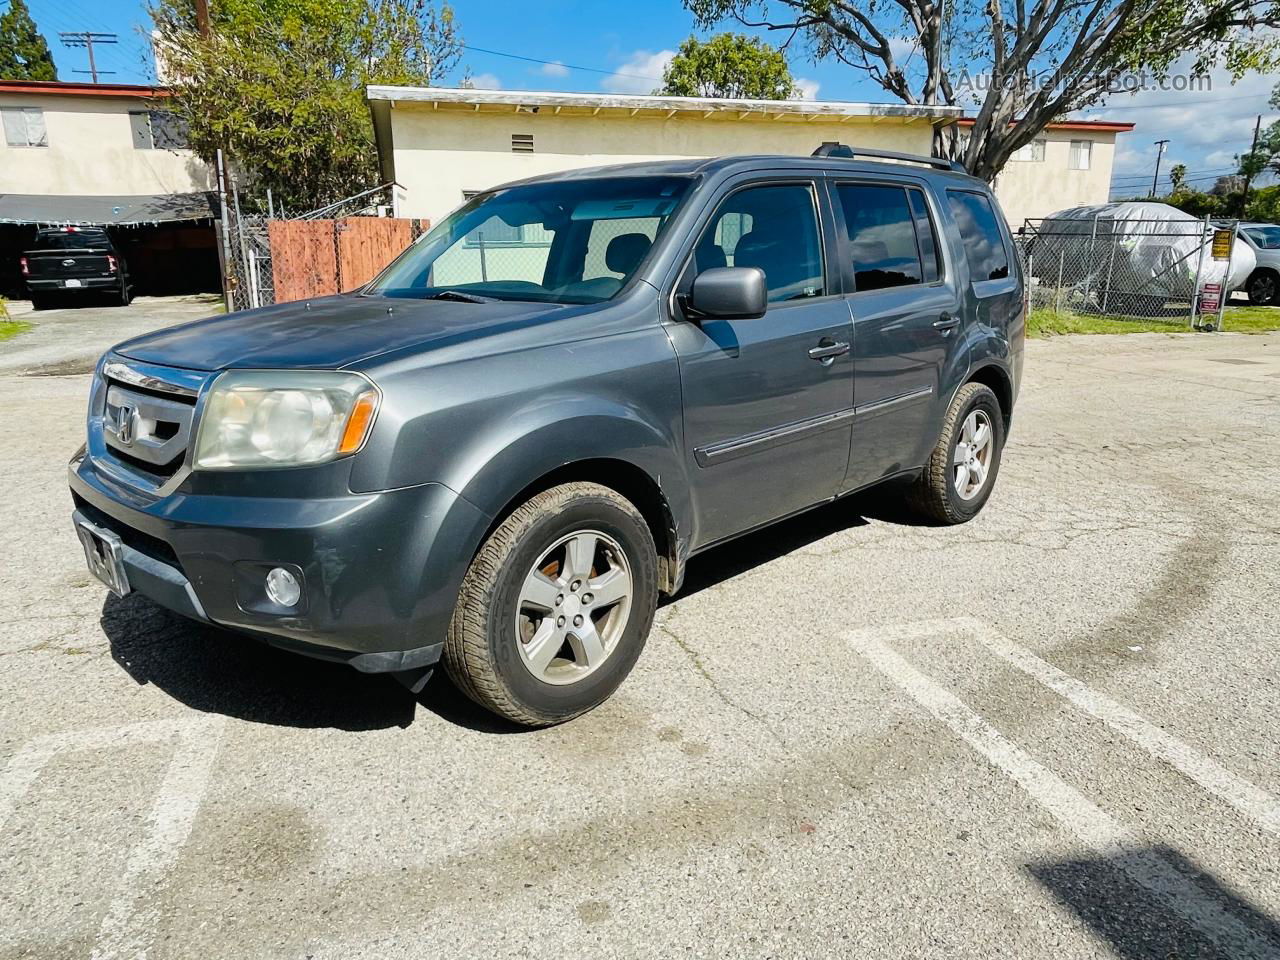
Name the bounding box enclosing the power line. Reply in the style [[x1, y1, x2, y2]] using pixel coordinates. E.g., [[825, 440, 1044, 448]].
[[460, 43, 663, 83]]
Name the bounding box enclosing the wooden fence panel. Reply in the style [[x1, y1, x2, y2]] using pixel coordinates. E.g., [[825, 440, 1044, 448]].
[[336, 217, 414, 290], [267, 220, 339, 303]]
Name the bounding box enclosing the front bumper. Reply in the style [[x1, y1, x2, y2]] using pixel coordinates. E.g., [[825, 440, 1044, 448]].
[[69, 449, 490, 673]]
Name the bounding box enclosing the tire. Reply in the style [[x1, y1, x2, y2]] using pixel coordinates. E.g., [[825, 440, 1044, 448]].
[[29, 294, 47, 311], [117, 280, 131, 307], [1246, 269, 1277, 306], [443, 482, 659, 727], [908, 382, 1005, 525]]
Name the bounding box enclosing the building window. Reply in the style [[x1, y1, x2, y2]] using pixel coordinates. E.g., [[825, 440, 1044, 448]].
[[2, 107, 47, 147], [1011, 139, 1046, 162], [1069, 139, 1092, 170], [511, 133, 534, 153], [129, 110, 189, 150]]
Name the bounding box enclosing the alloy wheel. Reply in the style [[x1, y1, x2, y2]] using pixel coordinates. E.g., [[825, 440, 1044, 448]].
[[515, 529, 633, 685], [953, 409, 994, 501]]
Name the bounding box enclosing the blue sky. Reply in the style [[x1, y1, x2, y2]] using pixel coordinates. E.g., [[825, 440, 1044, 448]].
[[15, 0, 1279, 196]]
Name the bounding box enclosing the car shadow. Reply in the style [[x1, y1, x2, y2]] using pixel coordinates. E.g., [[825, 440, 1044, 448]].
[[1028, 844, 1280, 959], [101, 482, 922, 732]]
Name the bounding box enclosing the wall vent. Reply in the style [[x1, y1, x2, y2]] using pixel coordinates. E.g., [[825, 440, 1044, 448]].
[[511, 133, 535, 154]]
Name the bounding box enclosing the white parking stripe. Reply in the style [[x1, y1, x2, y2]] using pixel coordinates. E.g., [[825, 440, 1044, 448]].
[[849, 625, 1277, 959], [0, 717, 225, 960], [90, 718, 224, 960], [970, 621, 1280, 837]]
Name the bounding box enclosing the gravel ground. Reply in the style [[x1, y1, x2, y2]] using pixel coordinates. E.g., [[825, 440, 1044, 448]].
[[1, 319, 1278, 960]]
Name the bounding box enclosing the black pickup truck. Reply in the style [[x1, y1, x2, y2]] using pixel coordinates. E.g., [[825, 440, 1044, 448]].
[[20, 226, 131, 309]]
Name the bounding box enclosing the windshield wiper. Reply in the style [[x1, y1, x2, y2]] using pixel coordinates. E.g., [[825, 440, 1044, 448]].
[[425, 289, 499, 304]]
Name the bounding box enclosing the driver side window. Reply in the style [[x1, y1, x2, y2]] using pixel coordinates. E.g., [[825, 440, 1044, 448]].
[[692, 183, 826, 303]]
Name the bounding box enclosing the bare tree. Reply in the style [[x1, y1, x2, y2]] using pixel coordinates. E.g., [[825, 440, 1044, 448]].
[[687, 0, 1280, 181]]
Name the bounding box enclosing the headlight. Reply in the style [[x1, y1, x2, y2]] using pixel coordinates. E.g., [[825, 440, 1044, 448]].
[[192, 370, 379, 470]]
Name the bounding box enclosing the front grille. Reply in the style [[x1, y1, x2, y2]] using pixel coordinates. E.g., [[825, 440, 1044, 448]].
[[89, 358, 208, 494]]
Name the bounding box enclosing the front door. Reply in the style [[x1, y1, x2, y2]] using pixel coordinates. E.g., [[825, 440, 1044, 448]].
[[667, 179, 854, 547], [830, 180, 965, 491]]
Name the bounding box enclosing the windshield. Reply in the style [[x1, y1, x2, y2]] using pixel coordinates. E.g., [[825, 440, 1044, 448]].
[[1245, 225, 1280, 249], [369, 176, 693, 304]]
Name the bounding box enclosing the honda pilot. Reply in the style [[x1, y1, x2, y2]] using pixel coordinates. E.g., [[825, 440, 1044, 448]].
[[70, 145, 1024, 726]]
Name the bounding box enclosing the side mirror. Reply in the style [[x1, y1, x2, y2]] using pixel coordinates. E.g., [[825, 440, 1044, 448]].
[[687, 266, 767, 320]]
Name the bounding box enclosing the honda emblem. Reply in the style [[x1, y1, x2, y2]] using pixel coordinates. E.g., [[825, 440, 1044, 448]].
[[116, 403, 137, 445]]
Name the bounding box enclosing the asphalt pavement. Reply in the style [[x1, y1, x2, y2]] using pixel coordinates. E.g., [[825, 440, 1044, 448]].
[[1, 307, 1278, 959]]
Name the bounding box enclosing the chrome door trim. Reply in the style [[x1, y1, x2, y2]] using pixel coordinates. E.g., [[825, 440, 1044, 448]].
[[853, 385, 934, 420], [694, 407, 856, 466]]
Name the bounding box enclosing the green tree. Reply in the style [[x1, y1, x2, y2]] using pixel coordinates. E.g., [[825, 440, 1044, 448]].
[[659, 33, 798, 99], [1168, 163, 1187, 194], [687, 0, 1280, 182], [150, 0, 461, 212], [0, 0, 57, 81]]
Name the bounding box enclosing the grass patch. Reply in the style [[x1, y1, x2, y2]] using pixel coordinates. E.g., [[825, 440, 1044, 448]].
[[1028, 306, 1280, 338], [0, 320, 33, 343]]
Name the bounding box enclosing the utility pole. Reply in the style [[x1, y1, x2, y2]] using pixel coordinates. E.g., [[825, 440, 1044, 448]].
[[59, 32, 118, 84], [1149, 140, 1170, 198], [1240, 114, 1263, 218]]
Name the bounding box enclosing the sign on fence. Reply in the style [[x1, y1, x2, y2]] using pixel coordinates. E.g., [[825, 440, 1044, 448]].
[[1198, 282, 1222, 313], [1211, 229, 1234, 261]]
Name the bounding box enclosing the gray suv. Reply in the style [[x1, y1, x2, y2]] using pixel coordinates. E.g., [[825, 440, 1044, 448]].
[[69, 146, 1023, 726]]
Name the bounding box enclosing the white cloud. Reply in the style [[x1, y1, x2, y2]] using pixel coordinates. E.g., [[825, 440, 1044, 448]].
[[468, 73, 502, 90], [794, 77, 821, 101], [888, 37, 919, 63], [601, 49, 675, 95], [539, 61, 570, 78]]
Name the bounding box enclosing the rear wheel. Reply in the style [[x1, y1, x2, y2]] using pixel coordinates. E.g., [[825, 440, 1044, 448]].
[[115, 280, 131, 307], [908, 382, 1005, 524], [443, 482, 658, 727], [29, 293, 50, 311], [1247, 269, 1277, 306]]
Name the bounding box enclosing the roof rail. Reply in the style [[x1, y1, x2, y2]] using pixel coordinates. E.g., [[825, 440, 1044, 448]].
[[812, 141, 966, 174]]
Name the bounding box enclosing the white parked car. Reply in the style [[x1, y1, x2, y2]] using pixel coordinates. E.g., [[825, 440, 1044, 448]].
[[1237, 223, 1280, 305]]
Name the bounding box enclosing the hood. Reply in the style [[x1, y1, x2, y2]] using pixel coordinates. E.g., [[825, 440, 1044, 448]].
[[113, 294, 569, 371]]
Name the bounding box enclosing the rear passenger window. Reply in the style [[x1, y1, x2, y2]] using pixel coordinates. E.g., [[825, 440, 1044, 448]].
[[836, 184, 924, 291], [694, 183, 825, 303], [947, 190, 1010, 281], [907, 189, 941, 283]]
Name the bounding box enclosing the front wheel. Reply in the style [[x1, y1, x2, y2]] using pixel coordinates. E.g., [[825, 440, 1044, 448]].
[[1247, 270, 1277, 306], [442, 482, 658, 726], [907, 382, 1005, 524]]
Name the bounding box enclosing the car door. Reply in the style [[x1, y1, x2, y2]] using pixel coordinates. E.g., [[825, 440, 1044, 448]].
[[830, 178, 965, 492], [665, 177, 855, 547]]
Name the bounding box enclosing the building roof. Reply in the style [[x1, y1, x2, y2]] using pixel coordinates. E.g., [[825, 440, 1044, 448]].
[[0, 80, 170, 98], [366, 85, 965, 124], [956, 117, 1134, 132], [0, 192, 215, 226]]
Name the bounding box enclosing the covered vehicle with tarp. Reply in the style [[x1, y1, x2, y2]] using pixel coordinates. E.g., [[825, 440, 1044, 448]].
[[1022, 201, 1255, 317]]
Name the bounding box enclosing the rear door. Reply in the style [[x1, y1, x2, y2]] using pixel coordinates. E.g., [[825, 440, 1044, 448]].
[[830, 177, 964, 491], [666, 176, 854, 547]]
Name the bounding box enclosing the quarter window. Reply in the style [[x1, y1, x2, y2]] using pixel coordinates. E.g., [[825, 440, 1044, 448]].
[[836, 183, 929, 291], [947, 190, 1010, 282], [2, 106, 47, 147], [694, 183, 825, 303]]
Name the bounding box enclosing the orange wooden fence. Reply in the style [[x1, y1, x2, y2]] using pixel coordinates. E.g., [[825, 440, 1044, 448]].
[[268, 217, 424, 303]]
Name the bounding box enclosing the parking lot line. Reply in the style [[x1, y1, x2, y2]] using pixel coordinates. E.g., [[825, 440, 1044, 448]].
[[970, 621, 1280, 837], [0, 717, 224, 960], [848, 622, 1276, 959]]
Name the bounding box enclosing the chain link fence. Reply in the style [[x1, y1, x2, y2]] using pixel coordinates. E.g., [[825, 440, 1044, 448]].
[[1015, 215, 1244, 331]]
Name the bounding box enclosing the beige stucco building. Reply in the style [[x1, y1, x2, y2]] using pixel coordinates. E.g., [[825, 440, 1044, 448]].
[[368, 87, 964, 226], [0, 80, 210, 200], [962, 118, 1135, 229], [367, 87, 1131, 233]]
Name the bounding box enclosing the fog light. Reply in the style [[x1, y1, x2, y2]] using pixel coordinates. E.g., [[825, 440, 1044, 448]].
[[265, 567, 301, 607]]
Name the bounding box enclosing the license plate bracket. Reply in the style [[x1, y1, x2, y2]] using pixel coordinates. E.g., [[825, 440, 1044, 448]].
[[75, 518, 131, 597]]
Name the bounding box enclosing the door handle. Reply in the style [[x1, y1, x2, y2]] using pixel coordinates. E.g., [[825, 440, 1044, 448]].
[[808, 339, 850, 363], [933, 313, 960, 331]]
